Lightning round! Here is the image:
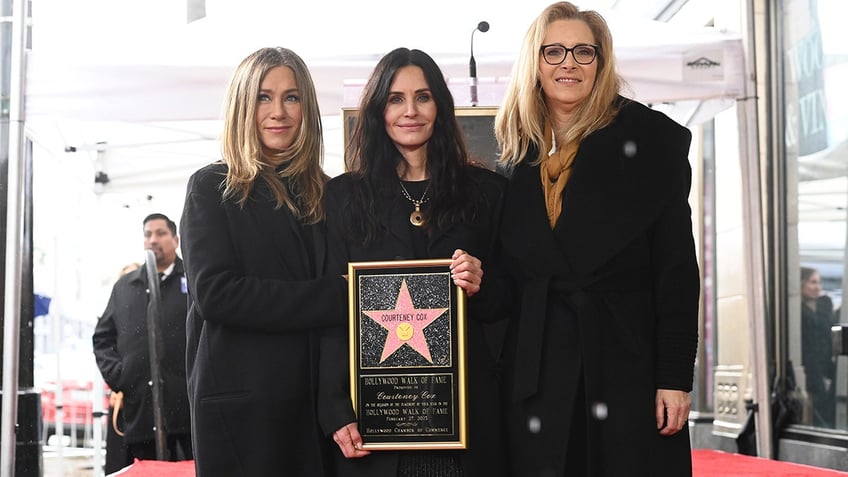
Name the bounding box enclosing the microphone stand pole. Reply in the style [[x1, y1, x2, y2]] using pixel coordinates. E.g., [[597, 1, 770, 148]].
[[469, 21, 488, 107]]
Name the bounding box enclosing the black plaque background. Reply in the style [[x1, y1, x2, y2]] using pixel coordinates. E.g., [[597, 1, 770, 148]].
[[349, 260, 467, 450]]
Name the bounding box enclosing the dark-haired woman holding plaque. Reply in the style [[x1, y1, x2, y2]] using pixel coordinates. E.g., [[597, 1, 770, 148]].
[[318, 47, 508, 477]]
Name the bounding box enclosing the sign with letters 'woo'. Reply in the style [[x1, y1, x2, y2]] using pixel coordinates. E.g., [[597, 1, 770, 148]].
[[348, 259, 467, 450]]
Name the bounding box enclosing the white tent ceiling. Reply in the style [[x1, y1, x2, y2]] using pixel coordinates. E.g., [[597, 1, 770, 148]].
[[25, 0, 743, 212]]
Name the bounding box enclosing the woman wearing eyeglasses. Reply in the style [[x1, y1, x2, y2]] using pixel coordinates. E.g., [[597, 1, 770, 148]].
[[493, 2, 700, 476]]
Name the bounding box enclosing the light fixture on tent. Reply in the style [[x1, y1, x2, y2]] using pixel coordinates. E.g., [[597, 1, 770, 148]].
[[65, 141, 111, 188], [94, 171, 110, 185], [89, 142, 109, 193]]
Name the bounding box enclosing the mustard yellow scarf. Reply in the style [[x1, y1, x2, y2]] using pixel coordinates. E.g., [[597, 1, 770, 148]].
[[540, 124, 578, 228]]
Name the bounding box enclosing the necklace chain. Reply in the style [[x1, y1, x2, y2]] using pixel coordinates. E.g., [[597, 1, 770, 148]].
[[399, 180, 431, 206]]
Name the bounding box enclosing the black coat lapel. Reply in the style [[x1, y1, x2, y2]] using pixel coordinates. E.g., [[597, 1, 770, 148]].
[[248, 183, 312, 278], [501, 160, 571, 278], [500, 100, 691, 279], [558, 100, 691, 276]]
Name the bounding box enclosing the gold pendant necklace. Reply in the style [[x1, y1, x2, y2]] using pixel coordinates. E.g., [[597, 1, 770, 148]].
[[399, 180, 431, 227]]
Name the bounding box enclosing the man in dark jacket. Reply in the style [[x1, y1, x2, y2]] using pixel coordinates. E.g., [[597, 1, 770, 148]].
[[93, 213, 192, 465]]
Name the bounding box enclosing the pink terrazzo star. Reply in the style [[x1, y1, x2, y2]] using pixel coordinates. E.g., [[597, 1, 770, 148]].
[[363, 279, 448, 363]]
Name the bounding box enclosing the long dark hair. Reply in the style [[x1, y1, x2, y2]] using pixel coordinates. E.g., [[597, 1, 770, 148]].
[[344, 47, 478, 244]]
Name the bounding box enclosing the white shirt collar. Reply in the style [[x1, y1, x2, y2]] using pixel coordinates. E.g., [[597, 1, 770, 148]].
[[160, 261, 176, 280]]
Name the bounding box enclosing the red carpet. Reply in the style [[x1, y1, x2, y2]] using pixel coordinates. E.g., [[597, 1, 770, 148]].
[[108, 459, 195, 476], [692, 449, 848, 476], [109, 451, 848, 476]]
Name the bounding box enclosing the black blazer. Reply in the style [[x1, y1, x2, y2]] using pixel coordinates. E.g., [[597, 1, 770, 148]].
[[499, 98, 700, 477], [318, 165, 509, 477], [180, 162, 347, 477]]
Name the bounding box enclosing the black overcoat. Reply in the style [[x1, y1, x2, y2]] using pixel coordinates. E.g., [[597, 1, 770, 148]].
[[498, 99, 700, 477], [93, 258, 191, 444], [180, 162, 348, 477], [317, 166, 509, 477]]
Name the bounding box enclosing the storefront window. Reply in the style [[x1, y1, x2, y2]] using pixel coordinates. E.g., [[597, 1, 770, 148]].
[[787, 0, 848, 431]]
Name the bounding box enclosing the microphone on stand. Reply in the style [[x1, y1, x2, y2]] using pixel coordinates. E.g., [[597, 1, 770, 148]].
[[469, 20, 489, 107]]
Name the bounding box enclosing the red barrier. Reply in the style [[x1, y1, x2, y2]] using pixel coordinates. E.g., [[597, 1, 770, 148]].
[[40, 380, 110, 436]]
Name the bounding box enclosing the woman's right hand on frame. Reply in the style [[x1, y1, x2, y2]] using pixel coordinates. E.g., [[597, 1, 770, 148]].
[[450, 249, 483, 297], [333, 422, 371, 458]]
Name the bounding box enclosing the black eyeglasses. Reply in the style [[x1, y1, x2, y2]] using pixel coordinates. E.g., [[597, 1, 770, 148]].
[[540, 43, 599, 65]]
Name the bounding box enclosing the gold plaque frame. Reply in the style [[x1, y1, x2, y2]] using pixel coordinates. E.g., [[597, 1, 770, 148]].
[[348, 259, 467, 450]]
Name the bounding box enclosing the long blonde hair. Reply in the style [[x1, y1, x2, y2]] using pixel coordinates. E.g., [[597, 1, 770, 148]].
[[495, 2, 624, 168], [220, 47, 327, 223]]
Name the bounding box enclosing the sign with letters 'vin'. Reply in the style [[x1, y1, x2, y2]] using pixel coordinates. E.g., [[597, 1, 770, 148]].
[[348, 259, 467, 450]]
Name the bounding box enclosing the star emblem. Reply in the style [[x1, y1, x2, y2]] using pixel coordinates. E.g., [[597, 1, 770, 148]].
[[363, 279, 448, 363]]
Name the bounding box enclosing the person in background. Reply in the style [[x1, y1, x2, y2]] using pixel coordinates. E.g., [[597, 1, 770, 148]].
[[493, 2, 700, 476], [801, 266, 837, 427], [93, 213, 192, 466], [180, 47, 347, 476], [319, 47, 508, 477]]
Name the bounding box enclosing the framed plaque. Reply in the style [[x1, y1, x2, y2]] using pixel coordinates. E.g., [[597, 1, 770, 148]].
[[348, 259, 467, 450]]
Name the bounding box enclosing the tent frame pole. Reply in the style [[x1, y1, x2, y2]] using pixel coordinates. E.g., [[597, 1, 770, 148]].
[[738, 0, 773, 459], [1, 0, 30, 473]]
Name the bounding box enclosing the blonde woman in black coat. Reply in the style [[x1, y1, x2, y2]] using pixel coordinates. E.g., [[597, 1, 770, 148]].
[[494, 3, 700, 476], [180, 47, 347, 477]]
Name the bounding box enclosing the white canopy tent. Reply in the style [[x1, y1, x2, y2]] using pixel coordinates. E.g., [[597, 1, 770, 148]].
[[25, 0, 744, 207]]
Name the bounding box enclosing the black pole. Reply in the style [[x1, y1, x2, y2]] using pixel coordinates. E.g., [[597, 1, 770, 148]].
[[0, 0, 41, 474], [143, 250, 168, 460]]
